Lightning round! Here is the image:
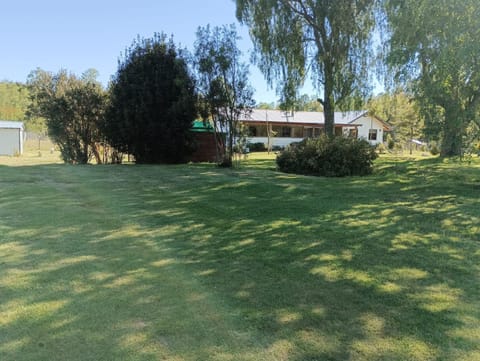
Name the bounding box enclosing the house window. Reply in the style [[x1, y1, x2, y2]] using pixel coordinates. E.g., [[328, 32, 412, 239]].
[[304, 127, 313, 138], [368, 129, 378, 141], [257, 126, 267, 137], [313, 128, 322, 137], [292, 127, 303, 138], [349, 129, 358, 138], [281, 127, 292, 137], [248, 126, 257, 137]]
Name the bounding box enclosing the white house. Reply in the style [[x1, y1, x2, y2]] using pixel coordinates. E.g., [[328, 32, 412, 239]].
[[0, 121, 24, 156], [351, 112, 393, 145], [239, 109, 391, 147]]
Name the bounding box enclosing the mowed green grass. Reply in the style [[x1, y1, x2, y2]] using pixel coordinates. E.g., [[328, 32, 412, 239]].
[[0, 153, 479, 361]]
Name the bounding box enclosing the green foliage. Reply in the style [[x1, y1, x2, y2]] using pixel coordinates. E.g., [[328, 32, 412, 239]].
[[475, 142, 480, 155], [247, 142, 266, 152], [26, 68, 106, 164], [384, 0, 480, 157], [0, 81, 46, 133], [194, 24, 255, 167], [236, 0, 377, 136], [0, 82, 28, 121], [367, 91, 423, 147], [276, 136, 378, 177], [56, 83, 106, 164], [376, 142, 387, 154], [105, 34, 197, 164], [256, 101, 276, 110], [287, 94, 323, 112], [429, 142, 440, 156], [463, 121, 480, 157], [386, 134, 395, 150]]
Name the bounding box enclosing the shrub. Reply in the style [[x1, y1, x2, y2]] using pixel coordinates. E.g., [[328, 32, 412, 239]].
[[429, 142, 440, 156], [376, 142, 387, 154], [247, 142, 266, 152], [386, 135, 395, 150], [276, 136, 378, 177]]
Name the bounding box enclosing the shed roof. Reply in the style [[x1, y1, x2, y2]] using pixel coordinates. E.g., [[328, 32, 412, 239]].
[[0, 120, 24, 129], [191, 120, 214, 133]]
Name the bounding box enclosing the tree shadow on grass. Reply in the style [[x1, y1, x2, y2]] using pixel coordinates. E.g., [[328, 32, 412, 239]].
[[0, 160, 479, 360]]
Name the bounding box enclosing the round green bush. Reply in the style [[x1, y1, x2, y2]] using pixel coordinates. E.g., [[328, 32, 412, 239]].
[[376, 142, 387, 154], [386, 134, 395, 150], [429, 142, 440, 156], [247, 142, 267, 152], [276, 136, 378, 177]]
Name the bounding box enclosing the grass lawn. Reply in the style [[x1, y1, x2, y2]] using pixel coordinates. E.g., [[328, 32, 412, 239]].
[[0, 150, 479, 360]]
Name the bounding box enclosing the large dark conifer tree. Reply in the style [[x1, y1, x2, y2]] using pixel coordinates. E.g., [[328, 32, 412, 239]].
[[105, 34, 197, 163]]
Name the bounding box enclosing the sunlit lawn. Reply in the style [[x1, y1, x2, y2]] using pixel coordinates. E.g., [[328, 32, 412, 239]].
[[0, 149, 479, 360]]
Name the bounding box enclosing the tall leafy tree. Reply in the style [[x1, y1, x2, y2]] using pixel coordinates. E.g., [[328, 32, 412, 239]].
[[257, 101, 276, 110], [105, 34, 197, 164], [367, 91, 423, 150], [27, 68, 106, 164], [291, 94, 323, 112], [236, 0, 377, 136], [194, 24, 255, 166], [0, 82, 29, 121], [384, 0, 480, 156], [0, 81, 46, 133]]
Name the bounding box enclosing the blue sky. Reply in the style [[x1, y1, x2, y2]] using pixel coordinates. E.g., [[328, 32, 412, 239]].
[[0, 0, 290, 103]]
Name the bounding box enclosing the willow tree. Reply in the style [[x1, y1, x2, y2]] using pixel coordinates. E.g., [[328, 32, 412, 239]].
[[236, 0, 377, 136], [384, 0, 480, 156]]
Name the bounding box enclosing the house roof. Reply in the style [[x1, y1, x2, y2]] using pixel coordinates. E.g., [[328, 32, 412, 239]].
[[0, 120, 24, 129], [240, 109, 367, 126], [367, 115, 394, 131]]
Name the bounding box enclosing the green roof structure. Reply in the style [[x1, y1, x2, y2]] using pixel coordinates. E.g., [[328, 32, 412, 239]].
[[191, 120, 214, 133]]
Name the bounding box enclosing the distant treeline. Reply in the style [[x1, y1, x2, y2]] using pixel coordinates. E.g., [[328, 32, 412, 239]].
[[0, 81, 45, 132], [0, 82, 28, 121]]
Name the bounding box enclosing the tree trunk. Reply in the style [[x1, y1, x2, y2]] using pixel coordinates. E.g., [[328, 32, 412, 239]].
[[212, 118, 225, 164], [227, 119, 234, 166], [92, 143, 102, 164], [81, 142, 89, 164], [440, 107, 463, 157], [267, 122, 272, 154], [323, 99, 335, 137], [323, 67, 335, 137], [409, 127, 413, 155]]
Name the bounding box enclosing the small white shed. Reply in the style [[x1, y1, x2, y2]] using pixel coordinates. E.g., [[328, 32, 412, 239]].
[[0, 121, 24, 156]]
